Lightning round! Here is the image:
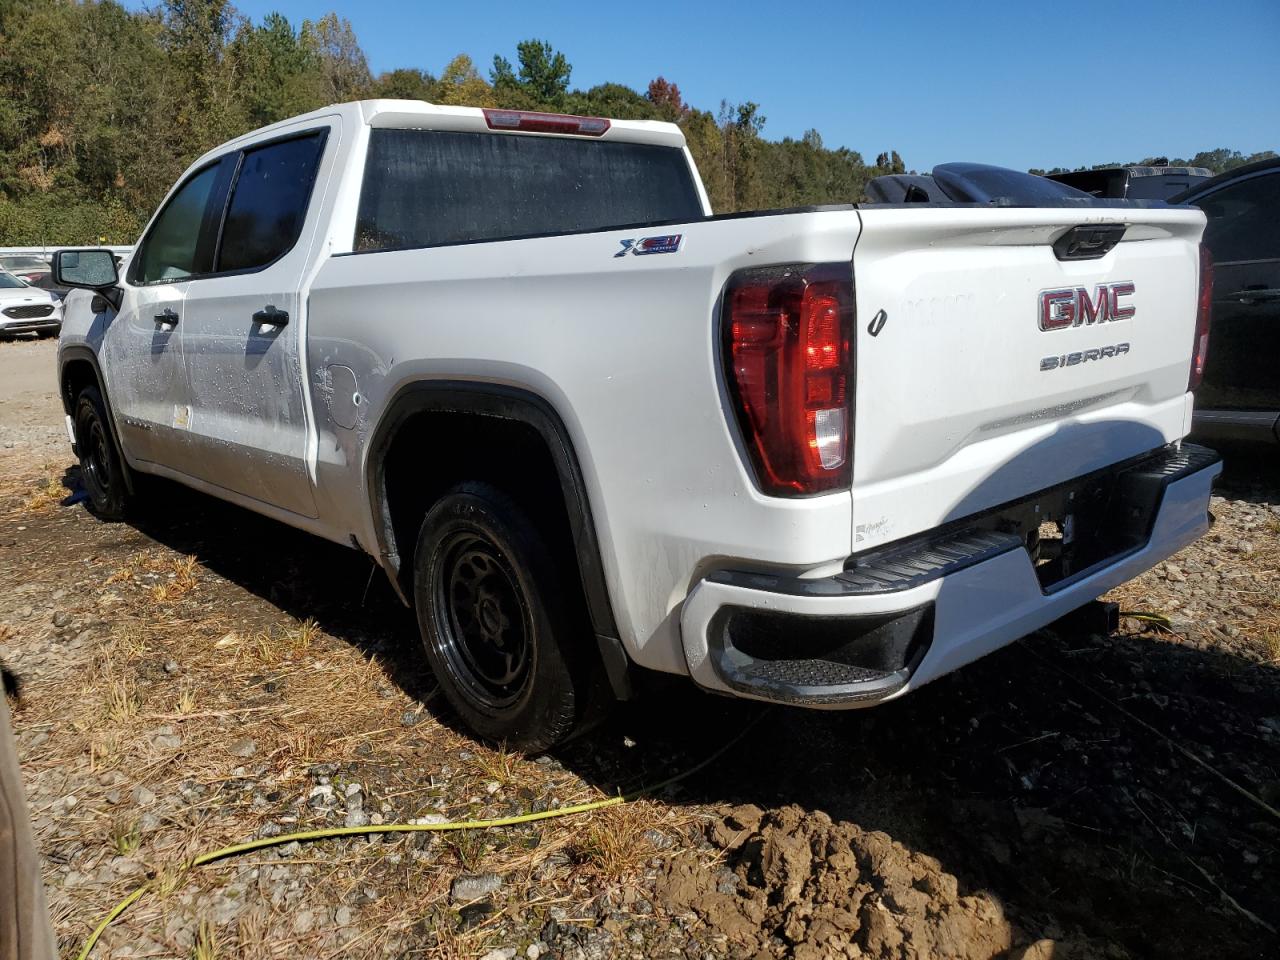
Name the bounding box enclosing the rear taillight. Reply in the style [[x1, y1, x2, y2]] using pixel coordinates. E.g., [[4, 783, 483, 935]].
[[482, 108, 610, 137], [1190, 242, 1213, 390], [722, 263, 854, 496]]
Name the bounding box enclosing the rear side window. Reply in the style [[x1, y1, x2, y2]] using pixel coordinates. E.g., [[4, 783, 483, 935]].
[[133, 160, 232, 284], [1193, 171, 1280, 263], [355, 129, 703, 251], [217, 133, 326, 272]]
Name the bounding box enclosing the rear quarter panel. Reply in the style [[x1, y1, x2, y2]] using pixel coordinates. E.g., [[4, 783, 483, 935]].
[[306, 211, 864, 671]]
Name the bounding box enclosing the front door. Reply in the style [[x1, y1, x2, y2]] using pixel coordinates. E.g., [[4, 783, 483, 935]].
[[104, 158, 234, 466], [179, 129, 330, 518]]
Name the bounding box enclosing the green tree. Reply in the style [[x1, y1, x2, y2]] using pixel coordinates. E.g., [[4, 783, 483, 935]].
[[435, 54, 494, 107], [718, 101, 766, 210], [302, 12, 371, 104], [162, 0, 243, 149], [491, 39, 571, 109], [0, 9, 1269, 245], [566, 83, 659, 121], [370, 68, 437, 101], [231, 13, 325, 128]]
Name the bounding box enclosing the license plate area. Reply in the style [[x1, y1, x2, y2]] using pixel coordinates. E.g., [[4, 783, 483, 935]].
[[961, 460, 1162, 591], [841, 444, 1218, 597]]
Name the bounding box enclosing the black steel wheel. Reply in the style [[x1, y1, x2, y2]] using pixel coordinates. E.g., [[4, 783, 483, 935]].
[[413, 481, 584, 750], [435, 532, 533, 709], [73, 384, 131, 521]]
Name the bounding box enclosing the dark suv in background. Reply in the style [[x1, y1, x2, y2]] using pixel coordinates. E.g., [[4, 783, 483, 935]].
[[1048, 165, 1212, 201], [1172, 158, 1280, 445]]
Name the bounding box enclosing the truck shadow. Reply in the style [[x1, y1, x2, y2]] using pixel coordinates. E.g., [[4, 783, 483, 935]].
[[577, 631, 1279, 958], [93, 445, 1278, 959], [1204, 441, 1280, 507]]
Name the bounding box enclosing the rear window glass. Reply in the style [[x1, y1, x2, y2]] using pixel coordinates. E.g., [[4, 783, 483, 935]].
[[218, 133, 326, 272], [355, 129, 703, 251]]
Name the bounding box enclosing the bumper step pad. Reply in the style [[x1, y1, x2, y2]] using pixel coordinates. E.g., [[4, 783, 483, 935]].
[[712, 646, 908, 705], [696, 443, 1221, 706]]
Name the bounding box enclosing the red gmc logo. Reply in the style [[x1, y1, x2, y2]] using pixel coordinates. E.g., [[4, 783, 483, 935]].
[[1039, 283, 1135, 331]]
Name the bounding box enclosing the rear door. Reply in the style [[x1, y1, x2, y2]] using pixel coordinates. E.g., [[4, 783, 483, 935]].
[[1187, 167, 1280, 412], [179, 127, 331, 518], [848, 206, 1206, 551]]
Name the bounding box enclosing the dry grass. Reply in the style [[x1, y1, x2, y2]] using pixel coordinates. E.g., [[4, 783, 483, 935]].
[[472, 743, 522, 787], [0, 462, 784, 956], [150, 554, 200, 603], [107, 550, 201, 606], [109, 817, 142, 856], [175, 679, 198, 715], [106, 675, 141, 722], [567, 800, 681, 879], [190, 918, 221, 960], [18, 474, 63, 513]]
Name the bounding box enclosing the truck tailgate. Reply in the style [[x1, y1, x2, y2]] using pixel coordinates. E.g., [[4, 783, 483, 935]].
[[849, 206, 1206, 551]]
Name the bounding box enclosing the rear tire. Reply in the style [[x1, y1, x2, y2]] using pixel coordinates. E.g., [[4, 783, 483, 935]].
[[73, 385, 132, 521], [412, 481, 585, 751]]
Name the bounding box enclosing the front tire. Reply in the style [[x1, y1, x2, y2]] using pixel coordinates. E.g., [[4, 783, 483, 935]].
[[413, 482, 585, 751], [73, 384, 132, 521]]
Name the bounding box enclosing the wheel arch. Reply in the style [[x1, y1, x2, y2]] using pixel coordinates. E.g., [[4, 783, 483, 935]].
[[365, 381, 622, 652], [58, 346, 136, 494]]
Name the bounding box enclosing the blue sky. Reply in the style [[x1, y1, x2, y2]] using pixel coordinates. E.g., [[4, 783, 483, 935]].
[[185, 0, 1279, 171]]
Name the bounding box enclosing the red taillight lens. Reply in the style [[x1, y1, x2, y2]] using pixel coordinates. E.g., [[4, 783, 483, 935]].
[[482, 108, 610, 137], [723, 264, 854, 496], [1190, 242, 1213, 390]]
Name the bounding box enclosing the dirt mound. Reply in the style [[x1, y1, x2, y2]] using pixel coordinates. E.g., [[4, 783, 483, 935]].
[[658, 804, 1017, 959]]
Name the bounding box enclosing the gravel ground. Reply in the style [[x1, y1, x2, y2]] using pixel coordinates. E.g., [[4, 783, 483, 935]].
[[1, 337, 1277, 959]]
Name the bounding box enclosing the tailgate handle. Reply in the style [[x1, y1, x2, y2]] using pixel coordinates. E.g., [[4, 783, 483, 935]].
[[1053, 224, 1126, 261]]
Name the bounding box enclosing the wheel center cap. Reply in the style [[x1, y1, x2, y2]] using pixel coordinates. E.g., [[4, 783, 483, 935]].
[[477, 596, 502, 636]]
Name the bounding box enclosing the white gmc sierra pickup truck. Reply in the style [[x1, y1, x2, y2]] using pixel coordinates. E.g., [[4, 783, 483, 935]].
[[54, 100, 1221, 749]]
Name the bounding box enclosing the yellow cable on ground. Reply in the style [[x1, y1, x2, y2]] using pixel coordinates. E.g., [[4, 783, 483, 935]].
[[76, 713, 765, 959]]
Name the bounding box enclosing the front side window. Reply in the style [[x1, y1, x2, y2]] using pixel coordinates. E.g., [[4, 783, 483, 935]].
[[355, 128, 704, 252], [132, 160, 231, 284], [217, 133, 326, 273], [1194, 171, 1280, 264]]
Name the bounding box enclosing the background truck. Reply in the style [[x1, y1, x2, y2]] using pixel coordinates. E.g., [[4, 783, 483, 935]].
[[54, 100, 1221, 749], [1045, 165, 1213, 201]]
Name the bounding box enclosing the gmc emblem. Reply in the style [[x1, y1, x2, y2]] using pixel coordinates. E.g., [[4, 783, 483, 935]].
[[1039, 283, 1135, 331]]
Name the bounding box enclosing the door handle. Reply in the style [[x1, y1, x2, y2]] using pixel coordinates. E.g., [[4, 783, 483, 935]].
[[252, 305, 289, 325], [1226, 288, 1280, 304], [153, 307, 178, 326]]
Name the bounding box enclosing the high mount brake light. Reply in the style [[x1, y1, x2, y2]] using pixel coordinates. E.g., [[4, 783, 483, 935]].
[[482, 108, 610, 137], [723, 263, 854, 496], [1189, 242, 1213, 391]]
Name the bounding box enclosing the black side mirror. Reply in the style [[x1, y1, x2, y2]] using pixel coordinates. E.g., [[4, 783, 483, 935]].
[[52, 249, 119, 290]]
